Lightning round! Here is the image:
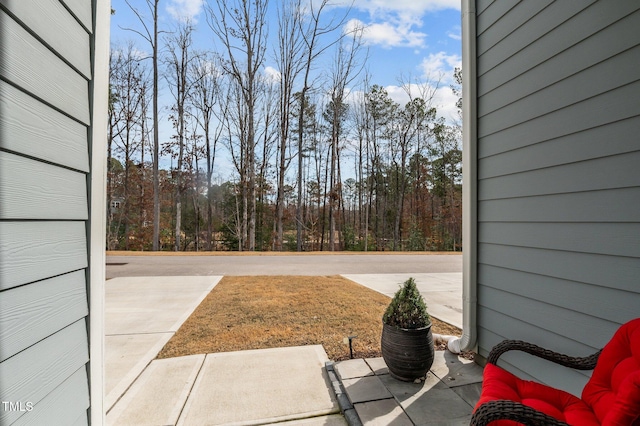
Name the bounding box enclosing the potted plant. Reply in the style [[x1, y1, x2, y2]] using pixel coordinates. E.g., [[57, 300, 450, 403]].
[[381, 277, 434, 381]]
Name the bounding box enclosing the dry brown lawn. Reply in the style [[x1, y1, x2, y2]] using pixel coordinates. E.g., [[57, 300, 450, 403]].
[[157, 275, 461, 361]]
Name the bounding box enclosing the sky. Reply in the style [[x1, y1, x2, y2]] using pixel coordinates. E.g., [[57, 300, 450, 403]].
[[109, 0, 462, 172], [342, 1, 462, 120]]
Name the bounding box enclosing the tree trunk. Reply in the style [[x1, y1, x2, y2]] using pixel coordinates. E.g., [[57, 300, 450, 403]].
[[276, 152, 285, 250], [296, 96, 306, 252], [207, 195, 213, 250], [152, 0, 160, 251], [174, 201, 181, 250]]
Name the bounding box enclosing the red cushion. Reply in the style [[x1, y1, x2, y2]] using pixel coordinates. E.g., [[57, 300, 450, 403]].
[[475, 319, 640, 425], [475, 363, 600, 425], [582, 318, 640, 425]]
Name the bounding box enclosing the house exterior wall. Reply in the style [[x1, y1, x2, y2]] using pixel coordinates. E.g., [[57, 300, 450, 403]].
[[0, 0, 108, 424], [474, 0, 640, 396]]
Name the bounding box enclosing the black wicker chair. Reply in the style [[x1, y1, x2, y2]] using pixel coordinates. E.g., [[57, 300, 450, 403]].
[[470, 318, 640, 426]]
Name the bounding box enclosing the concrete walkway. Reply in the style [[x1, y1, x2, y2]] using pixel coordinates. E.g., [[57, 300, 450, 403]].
[[105, 276, 221, 411], [107, 346, 344, 425], [343, 273, 463, 329]]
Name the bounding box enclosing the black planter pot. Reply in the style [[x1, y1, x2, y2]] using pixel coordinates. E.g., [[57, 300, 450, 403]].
[[381, 321, 435, 382]]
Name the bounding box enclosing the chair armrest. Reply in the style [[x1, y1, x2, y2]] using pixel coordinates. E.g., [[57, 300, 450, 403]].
[[487, 340, 602, 370], [471, 400, 571, 426]]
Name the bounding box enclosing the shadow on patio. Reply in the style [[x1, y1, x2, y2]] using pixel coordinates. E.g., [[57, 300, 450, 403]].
[[332, 350, 483, 425]]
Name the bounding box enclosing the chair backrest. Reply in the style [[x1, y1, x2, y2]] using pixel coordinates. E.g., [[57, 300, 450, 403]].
[[582, 318, 640, 425]]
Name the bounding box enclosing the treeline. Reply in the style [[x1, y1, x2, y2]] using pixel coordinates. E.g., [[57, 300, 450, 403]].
[[107, 0, 462, 252]]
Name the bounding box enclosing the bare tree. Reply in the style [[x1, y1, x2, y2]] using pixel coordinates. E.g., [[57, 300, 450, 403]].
[[325, 26, 365, 250], [393, 77, 438, 250], [107, 49, 125, 250], [350, 77, 369, 249], [292, 0, 355, 251], [273, 0, 305, 250], [292, 91, 319, 248], [164, 21, 197, 250], [256, 76, 279, 250], [223, 79, 250, 250], [364, 84, 396, 249], [138, 78, 152, 244], [206, 0, 269, 251], [191, 53, 225, 250], [108, 42, 148, 249], [122, 0, 162, 251], [388, 97, 431, 250]]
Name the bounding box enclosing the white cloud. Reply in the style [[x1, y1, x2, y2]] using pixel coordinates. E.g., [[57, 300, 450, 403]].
[[386, 84, 458, 123], [331, 0, 460, 14], [309, 1, 463, 123], [431, 85, 459, 122], [346, 18, 426, 49], [264, 66, 282, 82], [111, 43, 150, 61], [346, 82, 459, 125], [195, 59, 223, 78], [447, 25, 462, 41], [337, 0, 460, 50], [166, 0, 203, 22], [131, 47, 150, 60], [419, 51, 461, 84]]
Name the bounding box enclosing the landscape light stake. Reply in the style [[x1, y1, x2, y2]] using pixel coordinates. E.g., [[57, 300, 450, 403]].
[[348, 335, 357, 359]]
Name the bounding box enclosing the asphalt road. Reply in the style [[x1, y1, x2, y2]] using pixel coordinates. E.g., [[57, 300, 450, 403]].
[[106, 253, 462, 279]]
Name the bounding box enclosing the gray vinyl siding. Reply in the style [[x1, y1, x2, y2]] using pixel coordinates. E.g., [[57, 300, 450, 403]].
[[475, 0, 640, 396], [0, 0, 97, 424]]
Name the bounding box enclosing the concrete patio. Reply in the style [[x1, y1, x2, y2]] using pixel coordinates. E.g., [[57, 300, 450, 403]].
[[332, 353, 482, 425]]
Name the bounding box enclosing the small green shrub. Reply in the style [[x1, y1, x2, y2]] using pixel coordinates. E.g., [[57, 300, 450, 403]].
[[407, 223, 426, 251], [342, 225, 357, 251], [382, 277, 430, 329], [285, 234, 297, 251]]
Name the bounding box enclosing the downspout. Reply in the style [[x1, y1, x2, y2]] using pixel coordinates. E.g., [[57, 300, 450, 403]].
[[448, 0, 478, 354], [90, 0, 111, 424]]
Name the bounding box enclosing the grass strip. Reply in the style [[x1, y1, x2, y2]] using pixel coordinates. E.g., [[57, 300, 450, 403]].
[[158, 275, 461, 361]]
